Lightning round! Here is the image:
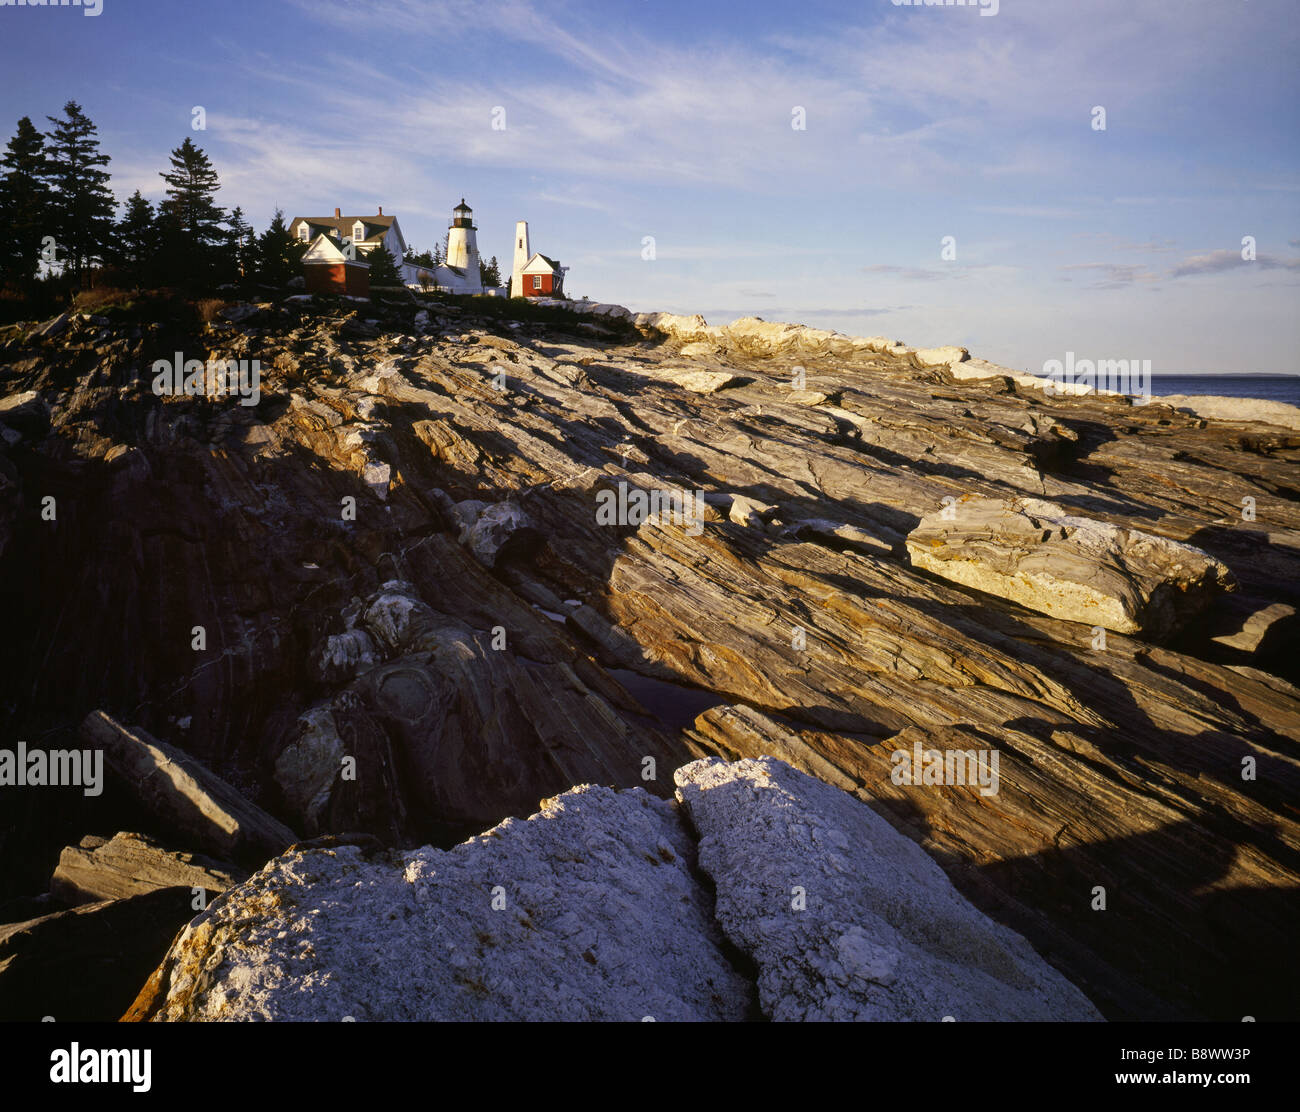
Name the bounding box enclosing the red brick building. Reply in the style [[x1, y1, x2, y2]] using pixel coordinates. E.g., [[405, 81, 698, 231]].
[[519, 253, 565, 298], [302, 233, 371, 297]]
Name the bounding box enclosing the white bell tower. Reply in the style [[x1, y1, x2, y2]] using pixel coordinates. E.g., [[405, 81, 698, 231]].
[[510, 220, 530, 298], [445, 199, 481, 290]]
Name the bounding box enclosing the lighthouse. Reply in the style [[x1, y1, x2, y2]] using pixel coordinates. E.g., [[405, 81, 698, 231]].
[[510, 220, 530, 298], [445, 198, 482, 290]]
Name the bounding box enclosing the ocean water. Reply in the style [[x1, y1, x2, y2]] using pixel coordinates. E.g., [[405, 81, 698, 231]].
[[1150, 375, 1300, 406]]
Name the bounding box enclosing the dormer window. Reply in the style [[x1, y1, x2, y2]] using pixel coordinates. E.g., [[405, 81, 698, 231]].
[[299, 224, 309, 242], [353, 222, 365, 242]]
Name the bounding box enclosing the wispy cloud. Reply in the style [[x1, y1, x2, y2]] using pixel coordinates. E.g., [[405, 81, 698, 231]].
[[1169, 249, 1300, 279], [1060, 262, 1161, 289]]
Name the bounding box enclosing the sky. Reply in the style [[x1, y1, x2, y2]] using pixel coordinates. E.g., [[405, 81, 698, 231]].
[[1, 0, 1298, 374]]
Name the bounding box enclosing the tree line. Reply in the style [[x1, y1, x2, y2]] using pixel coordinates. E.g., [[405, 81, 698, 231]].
[[0, 101, 311, 300], [0, 102, 503, 308]]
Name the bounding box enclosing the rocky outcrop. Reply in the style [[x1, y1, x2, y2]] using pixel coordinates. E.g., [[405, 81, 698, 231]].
[[127, 757, 1097, 1021], [2, 294, 1298, 1021], [1150, 394, 1300, 432], [49, 832, 243, 906], [128, 777, 756, 1022], [0, 886, 199, 1021], [676, 758, 1100, 1021], [905, 496, 1236, 638], [80, 711, 298, 864]]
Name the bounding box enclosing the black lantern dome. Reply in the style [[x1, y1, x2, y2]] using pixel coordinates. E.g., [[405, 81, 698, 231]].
[[451, 199, 474, 229]]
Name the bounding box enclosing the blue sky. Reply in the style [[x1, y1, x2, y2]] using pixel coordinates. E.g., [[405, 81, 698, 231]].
[[2, 0, 1298, 372]]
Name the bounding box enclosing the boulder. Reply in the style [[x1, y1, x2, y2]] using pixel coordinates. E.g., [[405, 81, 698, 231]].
[[312, 627, 379, 685], [0, 390, 50, 437], [127, 757, 1102, 1022], [728, 494, 778, 528], [359, 581, 442, 653], [905, 497, 1236, 638], [914, 345, 968, 369], [273, 705, 347, 832], [454, 500, 539, 566], [674, 757, 1102, 1021], [126, 784, 753, 1021], [667, 370, 746, 395], [1154, 394, 1300, 432]]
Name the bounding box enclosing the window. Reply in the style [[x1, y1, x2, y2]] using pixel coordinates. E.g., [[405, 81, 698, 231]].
[[532, 275, 542, 290], [518, 238, 523, 248], [353, 222, 365, 241], [299, 224, 309, 242]]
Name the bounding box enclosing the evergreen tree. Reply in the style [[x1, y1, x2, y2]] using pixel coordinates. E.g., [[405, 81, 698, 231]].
[[365, 242, 400, 287], [112, 190, 158, 285], [224, 206, 255, 284], [158, 137, 226, 281], [0, 117, 52, 288], [480, 254, 501, 287], [254, 208, 304, 287], [42, 101, 115, 283], [404, 246, 436, 268]]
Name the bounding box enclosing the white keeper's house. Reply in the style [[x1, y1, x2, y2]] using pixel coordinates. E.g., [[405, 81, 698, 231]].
[[289, 202, 486, 294], [290, 199, 565, 298], [290, 207, 407, 264]]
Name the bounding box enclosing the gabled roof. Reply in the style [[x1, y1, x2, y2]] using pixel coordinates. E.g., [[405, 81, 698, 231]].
[[302, 233, 370, 265], [521, 252, 562, 274], [291, 215, 399, 247], [292, 214, 395, 234]]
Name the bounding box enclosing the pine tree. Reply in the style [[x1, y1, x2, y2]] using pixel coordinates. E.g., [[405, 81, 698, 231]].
[[404, 246, 436, 268], [0, 117, 52, 288], [254, 208, 305, 287], [365, 242, 400, 287], [480, 254, 501, 287], [42, 101, 115, 284], [158, 137, 226, 282], [224, 206, 255, 284], [112, 190, 158, 285]]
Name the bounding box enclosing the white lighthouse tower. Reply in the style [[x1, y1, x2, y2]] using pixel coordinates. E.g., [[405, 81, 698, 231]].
[[445, 199, 482, 292], [509, 220, 530, 298]]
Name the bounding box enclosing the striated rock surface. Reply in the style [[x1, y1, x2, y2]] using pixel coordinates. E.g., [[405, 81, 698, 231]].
[[2, 294, 1298, 1020], [128, 758, 1096, 1021], [49, 831, 243, 906], [905, 496, 1236, 638]]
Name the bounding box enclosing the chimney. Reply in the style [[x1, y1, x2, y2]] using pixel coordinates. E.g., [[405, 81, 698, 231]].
[[334, 207, 341, 219], [378, 206, 383, 216]]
